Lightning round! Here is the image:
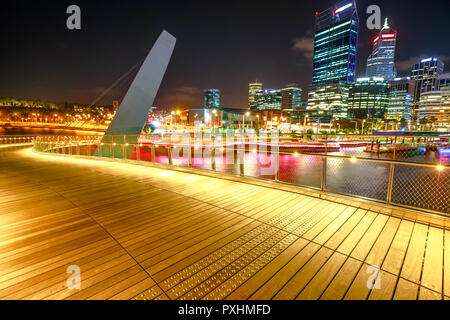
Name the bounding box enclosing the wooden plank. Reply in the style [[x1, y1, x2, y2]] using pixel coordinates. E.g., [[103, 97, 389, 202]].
[[365, 217, 401, 267], [393, 278, 418, 300], [421, 226, 444, 293], [296, 251, 347, 300], [444, 229, 450, 297], [320, 257, 362, 300], [382, 220, 414, 275], [400, 223, 428, 284], [351, 214, 389, 261], [225, 238, 308, 300], [337, 210, 378, 256], [367, 270, 397, 300], [249, 242, 321, 300], [273, 247, 333, 300]]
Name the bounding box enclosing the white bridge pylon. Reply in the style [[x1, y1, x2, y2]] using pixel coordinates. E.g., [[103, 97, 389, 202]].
[[101, 30, 176, 152]]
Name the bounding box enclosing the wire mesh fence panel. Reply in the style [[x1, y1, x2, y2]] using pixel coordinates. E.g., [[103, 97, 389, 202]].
[[137, 144, 152, 161], [170, 147, 189, 167], [325, 158, 390, 201], [391, 165, 449, 214], [243, 151, 276, 180], [278, 153, 321, 189], [192, 147, 213, 170], [154, 146, 169, 165]]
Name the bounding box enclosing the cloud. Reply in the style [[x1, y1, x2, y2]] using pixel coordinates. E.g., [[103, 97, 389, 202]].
[[172, 87, 200, 95], [292, 36, 314, 59], [396, 54, 450, 72], [161, 86, 201, 107]]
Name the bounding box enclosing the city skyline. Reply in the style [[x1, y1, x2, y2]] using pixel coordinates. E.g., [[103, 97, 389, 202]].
[[1, 0, 450, 109]]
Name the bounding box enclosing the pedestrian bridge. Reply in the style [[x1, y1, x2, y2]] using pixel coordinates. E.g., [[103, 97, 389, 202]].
[[0, 144, 449, 300]]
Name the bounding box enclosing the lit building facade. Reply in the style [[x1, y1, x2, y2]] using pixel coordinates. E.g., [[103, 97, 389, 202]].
[[308, 1, 358, 120], [411, 57, 445, 100], [311, 1, 358, 86], [418, 74, 450, 128], [281, 83, 302, 109], [307, 81, 349, 120], [366, 18, 397, 80], [386, 77, 415, 120], [347, 77, 389, 119], [248, 82, 263, 110], [203, 89, 221, 109], [255, 89, 282, 110]]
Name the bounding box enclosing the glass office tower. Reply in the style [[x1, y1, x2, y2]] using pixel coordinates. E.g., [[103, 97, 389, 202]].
[[255, 89, 282, 110], [386, 77, 415, 120], [311, 0, 358, 85], [248, 82, 263, 110], [347, 77, 390, 119], [308, 1, 358, 120], [366, 18, 397, 80], [203, 89, 221, 109], [281, 83, 302, 109]]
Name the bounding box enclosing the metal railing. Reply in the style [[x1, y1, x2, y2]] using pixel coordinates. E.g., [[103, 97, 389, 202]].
[[0, 135, 36, 145], [32, 133, 450, 216]]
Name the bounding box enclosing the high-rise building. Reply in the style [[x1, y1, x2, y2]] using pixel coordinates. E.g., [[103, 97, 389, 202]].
[[308, 1, 358, 120], [386, 77, 415, 120], [307, 81, 349, 120], [417, 73, 450, 128], [311, 0, 358, 86], [281, 83, 302, 109], [203, 89, 221, 109], [347, 77, 390, 119], [366, 18, 397, 80], [411, 57, 445, 99], [255, 89, 282, 110], [248, 82, 263, 110]]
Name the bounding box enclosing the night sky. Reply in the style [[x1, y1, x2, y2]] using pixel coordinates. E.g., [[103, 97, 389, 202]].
[[1, 0, 450, 109]]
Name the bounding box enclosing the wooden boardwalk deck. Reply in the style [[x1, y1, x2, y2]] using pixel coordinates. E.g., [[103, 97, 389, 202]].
[[0, 145, 449, 300]]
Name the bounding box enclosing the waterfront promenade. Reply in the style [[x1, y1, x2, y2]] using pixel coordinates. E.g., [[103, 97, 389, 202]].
[[0, 144, 449, 300]]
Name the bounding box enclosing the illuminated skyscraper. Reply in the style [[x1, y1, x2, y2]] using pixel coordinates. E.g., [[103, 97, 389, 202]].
[[255, 89, 282, 110], [347, 77, 389, 119], [308, 0, 358, 120], [366, 18, 397, 80], [311, 0, 358, 86], [386, 77, 415, 120], [418, 73, 450, 128], [203, 89, 221, 109], [281, 83, 302, 109], [411, 57, 445, 98], [248, 82, 263, 110]]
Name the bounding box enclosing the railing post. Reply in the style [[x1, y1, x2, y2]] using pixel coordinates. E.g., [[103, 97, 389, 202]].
[[274, 149, 280, 181], [386, 163, 395, 204], [239, 136, 244, 176], [123, 136, 127, 160], [136, 143, 140, 161], [321, 156, 327, 191], [211, 147, 216, 171], [168, 146, 173, 165], [393, 136, 397, 160], [151, 144, 156, 163], [188, 135, 192, 168]]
